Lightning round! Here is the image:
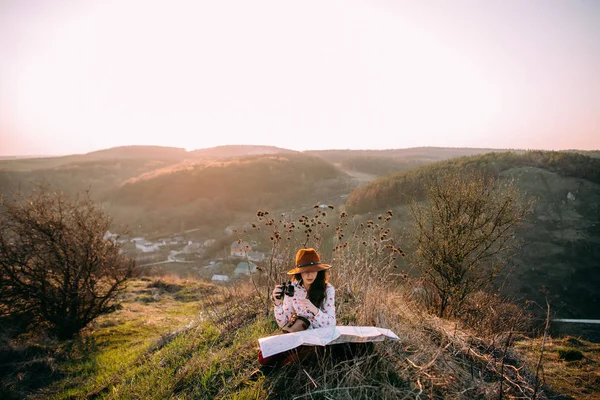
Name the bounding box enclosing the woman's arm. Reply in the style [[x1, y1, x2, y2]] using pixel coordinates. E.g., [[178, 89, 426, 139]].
[[312, 285, 336, 328], [274, 295, 293, 328]]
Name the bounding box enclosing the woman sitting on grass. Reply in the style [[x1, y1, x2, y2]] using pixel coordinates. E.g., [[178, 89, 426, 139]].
[[257, 248, 336, 368], [272, 248, 336, 332]]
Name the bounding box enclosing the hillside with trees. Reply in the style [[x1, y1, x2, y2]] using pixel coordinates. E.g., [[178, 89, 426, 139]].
[[0, 145, 188, 171], [103, 153, 350, 234], [346, 151, 600, 214], [306, 146, 512, 163], [346, 151, 600, 322], [307, 147, 518, 177], [0, 158, 184, 200], [0, 145, 311, 199]]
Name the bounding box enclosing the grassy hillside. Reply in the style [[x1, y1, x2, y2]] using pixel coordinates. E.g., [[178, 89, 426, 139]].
[[0, 145, 309, 202], [84, 145, 188, 160], [2, 275, 597, 399], [0, 146, 347, 236]]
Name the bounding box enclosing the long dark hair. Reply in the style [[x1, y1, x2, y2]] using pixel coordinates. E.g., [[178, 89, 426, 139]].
[[293, 270, 329, 308]]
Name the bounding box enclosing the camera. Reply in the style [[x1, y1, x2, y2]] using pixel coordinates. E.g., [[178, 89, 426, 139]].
[[275, 281, 295, 299]]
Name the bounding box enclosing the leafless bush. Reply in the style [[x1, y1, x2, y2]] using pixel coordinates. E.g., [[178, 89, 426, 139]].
[[0, 188, 137, 340], [409, 169, 533, 318]]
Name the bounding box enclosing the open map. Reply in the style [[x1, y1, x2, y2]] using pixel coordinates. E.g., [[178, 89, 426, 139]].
[[258, 326, 399, 357]]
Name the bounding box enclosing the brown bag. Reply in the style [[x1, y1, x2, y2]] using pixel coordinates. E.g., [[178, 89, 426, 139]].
[[282, 316, 310, 333]]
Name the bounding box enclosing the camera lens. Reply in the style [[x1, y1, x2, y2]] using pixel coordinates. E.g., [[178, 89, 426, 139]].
[[285, 284, 294, 297]]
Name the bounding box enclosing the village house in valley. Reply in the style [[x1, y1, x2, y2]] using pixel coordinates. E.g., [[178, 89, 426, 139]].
[[230, 241, 251, 258], [234, 261, 258, 276]]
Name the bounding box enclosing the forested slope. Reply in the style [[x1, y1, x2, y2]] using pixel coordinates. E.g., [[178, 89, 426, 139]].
[[346, 151, 600, 214], [345, 151, 600, 321]]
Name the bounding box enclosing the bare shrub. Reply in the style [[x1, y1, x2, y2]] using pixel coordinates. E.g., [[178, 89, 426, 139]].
[[410, 169, 533, 318], [0, 188, 137, 340]]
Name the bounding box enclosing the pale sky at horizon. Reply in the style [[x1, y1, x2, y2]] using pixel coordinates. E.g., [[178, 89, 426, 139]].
[[1, 0, 599, 156]]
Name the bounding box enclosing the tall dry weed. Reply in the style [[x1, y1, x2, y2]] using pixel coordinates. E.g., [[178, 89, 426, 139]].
[[202, 282, 263, 331], [238, 207, 408, 326]]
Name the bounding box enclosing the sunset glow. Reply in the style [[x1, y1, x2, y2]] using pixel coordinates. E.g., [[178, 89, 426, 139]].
[[1, 0, 599, 156]]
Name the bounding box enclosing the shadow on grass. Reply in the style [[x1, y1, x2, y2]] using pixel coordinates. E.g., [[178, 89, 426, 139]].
[[0, 333, 100, 400]]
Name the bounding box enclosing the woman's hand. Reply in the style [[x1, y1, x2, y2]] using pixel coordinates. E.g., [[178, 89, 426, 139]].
[[295, 298, 319, 316], [271, 285, 284, 305]]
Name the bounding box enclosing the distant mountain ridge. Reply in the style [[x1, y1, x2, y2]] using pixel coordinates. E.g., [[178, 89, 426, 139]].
[[85, 145, 187, 159], [87, 144, 297, 160], [188, 145, 296, 158], [306, 147, 522, 163]]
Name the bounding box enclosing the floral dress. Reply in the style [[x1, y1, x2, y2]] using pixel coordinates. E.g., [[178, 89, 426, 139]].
[[274, 282, 336, 329]]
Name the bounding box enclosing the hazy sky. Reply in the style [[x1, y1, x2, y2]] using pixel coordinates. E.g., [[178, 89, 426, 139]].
[[1, 0, 599, 156]]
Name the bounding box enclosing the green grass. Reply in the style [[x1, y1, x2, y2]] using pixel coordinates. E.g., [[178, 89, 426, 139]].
[[4, 277, 597, 399], [29, 278, 276, 400], [33, 277, 407, 399]]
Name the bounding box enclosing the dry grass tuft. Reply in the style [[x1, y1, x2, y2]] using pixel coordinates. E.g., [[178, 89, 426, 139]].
[[202, 282, 264, 332]]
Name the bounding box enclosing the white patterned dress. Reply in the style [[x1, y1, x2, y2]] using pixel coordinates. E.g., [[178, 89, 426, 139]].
[[274, 282, 336, 329]]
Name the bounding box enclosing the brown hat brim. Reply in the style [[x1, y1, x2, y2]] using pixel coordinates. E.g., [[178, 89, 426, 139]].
[[287, 263, 331, 275]]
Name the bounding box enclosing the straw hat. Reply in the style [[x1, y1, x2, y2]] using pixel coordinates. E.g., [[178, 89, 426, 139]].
[[287, 248, 331, 275]]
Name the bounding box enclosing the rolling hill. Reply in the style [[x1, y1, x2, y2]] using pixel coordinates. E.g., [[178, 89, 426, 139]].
[[0, 145, 308, 200], [109, 153, 346, 209], [101, 152, 351, 234]]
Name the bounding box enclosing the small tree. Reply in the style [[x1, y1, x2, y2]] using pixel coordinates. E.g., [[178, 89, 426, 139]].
[[410, 170, 532, 318], [0, 189, 137, 339]]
